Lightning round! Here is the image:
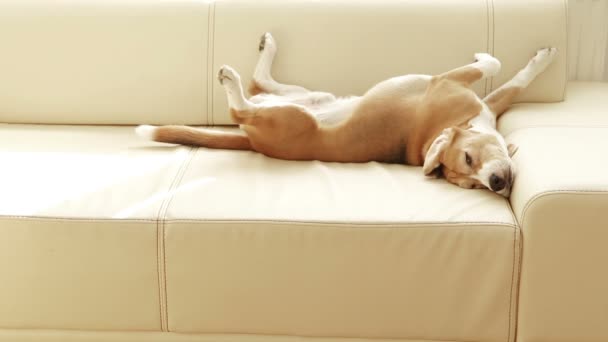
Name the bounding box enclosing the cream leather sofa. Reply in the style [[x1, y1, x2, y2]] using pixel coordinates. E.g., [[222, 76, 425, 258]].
[[1, 1, 606, 342]]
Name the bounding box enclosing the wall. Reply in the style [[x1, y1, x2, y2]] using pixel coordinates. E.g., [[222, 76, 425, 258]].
[[568, 0, 608, 81]]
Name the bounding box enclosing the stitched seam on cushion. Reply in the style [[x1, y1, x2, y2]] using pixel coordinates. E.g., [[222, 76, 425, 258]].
[[521, 190, 608, 224], [489, 0, 496, 93], [0, 330, 466, 342], [504, 125, 608, 139], [0, 215, 516, 228], [157, 147, 197, 332], [513, 227, 524, 342], [484, 0, 490, 97], [563, 0, 569, 99], [154, 146, 196, 331], [507, 221, 519, 342], [154, 170, 181, 331], [205, 2, 211, 125], [207, 1, 216, 126], [503, 195, 520, 342], [163, 221, 516, 230]]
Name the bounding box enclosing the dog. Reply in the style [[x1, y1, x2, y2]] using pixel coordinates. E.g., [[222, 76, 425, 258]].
[[136, 33, 557, 197]]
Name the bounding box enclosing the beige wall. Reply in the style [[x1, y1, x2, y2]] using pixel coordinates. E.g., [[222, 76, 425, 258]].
[[568, 0, 608, 81]]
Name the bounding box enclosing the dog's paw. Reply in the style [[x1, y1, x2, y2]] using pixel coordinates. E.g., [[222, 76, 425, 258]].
[[530, 47, 557, 69], [474, 53, 501, 77], [258, 32, 277, 53], [474, 52, 493, 62], [218, 65, 240, 86]]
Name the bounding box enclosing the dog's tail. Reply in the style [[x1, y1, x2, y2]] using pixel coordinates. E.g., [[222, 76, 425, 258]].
[[135, 125, 252, 150]]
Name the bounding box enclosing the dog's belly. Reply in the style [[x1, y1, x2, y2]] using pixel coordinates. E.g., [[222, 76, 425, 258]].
[[312, 96, 361, 126]]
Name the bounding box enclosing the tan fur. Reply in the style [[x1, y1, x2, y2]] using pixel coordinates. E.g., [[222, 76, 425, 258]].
[[248, 80, 266, 96], [484, 87, 522, 116], [151, 72, 485, 164], [153, 125, 251, 150], [437, 66, 484, 85], [440, 128, 502, 186], [139, 37, 556, 196], [225, 74, 484, 164], [406, 76, 483, 165]]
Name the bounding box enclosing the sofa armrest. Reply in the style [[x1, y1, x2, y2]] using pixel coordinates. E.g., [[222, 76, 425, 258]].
[[508, 127, 608, 342]]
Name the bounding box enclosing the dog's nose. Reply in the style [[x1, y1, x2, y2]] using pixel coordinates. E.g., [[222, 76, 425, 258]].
[[489, 173, 506, 192]]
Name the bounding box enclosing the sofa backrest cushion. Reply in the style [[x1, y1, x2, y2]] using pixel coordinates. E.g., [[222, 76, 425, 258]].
[[0, 0, 567, 125]]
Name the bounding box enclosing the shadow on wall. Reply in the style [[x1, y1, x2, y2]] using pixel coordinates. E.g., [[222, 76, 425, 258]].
[[568, 0, 608, 81]]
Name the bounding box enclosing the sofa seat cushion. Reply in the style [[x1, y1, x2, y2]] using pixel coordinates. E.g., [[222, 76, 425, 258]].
[[0, 124, 194, 219], [159, 132, 519, 342], [0, 124, 519, 342], [508, 127, 608, 220], [504, 127, 608, 342], [0, 124, 195, 331], [498, 82, 608, 136]]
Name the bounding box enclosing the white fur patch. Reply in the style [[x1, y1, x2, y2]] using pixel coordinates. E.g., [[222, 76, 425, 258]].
[[219, 65, 256, 111], [510, 47, 557, 88], [474, 53, 501, 77], [135, 125, 157, 140]]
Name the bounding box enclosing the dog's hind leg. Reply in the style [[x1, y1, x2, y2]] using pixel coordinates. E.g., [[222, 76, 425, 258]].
[[218, 65, 260, 124], [438, 53, 501, 86], [250, 32, 310, 96], [484, 47, 557, 117]]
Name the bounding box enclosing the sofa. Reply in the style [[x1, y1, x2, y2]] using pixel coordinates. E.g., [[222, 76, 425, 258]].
[[1, 0, 607, 341]]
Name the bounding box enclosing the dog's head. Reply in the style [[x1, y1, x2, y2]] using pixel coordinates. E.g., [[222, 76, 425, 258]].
[[422, 127, 517, 197]]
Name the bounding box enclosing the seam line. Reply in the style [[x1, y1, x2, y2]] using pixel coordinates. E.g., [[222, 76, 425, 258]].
[[490, 0, 495, 93], [158, 147, 197, 332], [563, 0, 569, 99], [154, 146, 196, 331], [0, 215, 516, 228], [484, 0, 490, 97], [207, 1, 216, 126], [520, 190, 608, 225], [205, 5, 211, 125], [507, 222, 519, 342], [504, 124, 608, 139]]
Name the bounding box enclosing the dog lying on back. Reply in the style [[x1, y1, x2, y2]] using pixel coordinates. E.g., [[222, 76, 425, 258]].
[[137, 33, 556, 197]]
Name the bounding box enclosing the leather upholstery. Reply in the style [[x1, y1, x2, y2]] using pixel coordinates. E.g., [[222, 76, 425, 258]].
[[4, 1, 606, 342], [499, 82, 608, 136], [501, 82, 608, 341], [0, 331, 453, 342], [0, 124, 518, 342], [505, 127, 608, 342], [0, 124, 193, 330], [0, 0, 567, 125], [163, 145, 518, 341], [0, 1, 209, 125], [211, 0, 567, 124]]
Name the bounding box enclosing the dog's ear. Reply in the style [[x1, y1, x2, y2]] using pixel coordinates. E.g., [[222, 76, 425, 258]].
[[507, 143, 519, 157], [423, 127, 456, 176]]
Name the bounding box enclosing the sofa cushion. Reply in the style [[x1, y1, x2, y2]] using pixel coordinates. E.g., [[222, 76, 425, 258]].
[[159, 133, 520, 342], [0, 124, 195, 331], [0, 330, 475, 342], [211, 0, 568, 124], [498, 82, 608, 136], [0, 1, 209, 125], [0, 124, 519, 342], [0, 0, 567, 126], [504, 127, 608, 342]]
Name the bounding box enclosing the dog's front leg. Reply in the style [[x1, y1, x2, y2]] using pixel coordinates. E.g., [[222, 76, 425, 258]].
[[218, 66, 258, 123], [251, 32, 309, 96], [484, 47, 557, 116]]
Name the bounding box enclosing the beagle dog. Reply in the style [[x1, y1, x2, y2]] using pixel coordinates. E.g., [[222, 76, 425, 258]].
[[137, 33, 557, 197]]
